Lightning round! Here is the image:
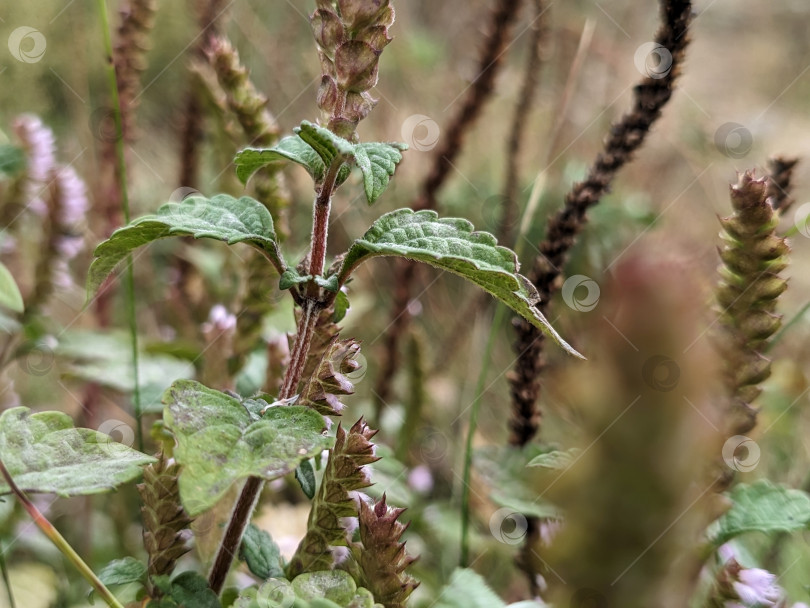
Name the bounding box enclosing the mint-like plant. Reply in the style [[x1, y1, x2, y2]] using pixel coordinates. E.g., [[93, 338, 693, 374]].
[[0, 1, 583, 605]]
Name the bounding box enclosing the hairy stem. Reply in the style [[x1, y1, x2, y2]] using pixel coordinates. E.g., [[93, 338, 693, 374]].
[[209, 299, 322, 594], [208, 160, 342, 595], [0, 459, 124, 608], [97, 0, 143, 452], [309, 159, 343, 280]]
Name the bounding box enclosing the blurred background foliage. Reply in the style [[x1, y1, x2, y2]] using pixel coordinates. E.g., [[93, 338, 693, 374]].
[[1, 0, 810, 605]]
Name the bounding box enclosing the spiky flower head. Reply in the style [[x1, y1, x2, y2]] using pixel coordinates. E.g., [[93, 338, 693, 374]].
[[287, 417, 379, 577], [715, 172, 789, 436], [353, 493, 419, 608], [310, 0, 395, 139]]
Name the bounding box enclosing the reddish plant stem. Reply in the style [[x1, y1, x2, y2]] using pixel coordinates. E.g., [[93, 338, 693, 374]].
[[208, 297, 323, 594], [0, 459, 125, 608], [208, 163, 340, 595], [309, 160, 343, 280]]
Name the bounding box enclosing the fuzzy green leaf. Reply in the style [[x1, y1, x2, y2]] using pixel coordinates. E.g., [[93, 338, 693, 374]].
[[87, 194, 284, 296], [333, 290, 350, 323], [57, 330, 195, 413], [708, 480, 810, 546], [240, 524, 285, 580], [291, 570, 363, 605], [295, 121, 355, 165], [234, 579, 294, 608], [527, 448, 582, 470], [235, 136, 327, 184], [434, 569, 506, 608], [353, 142, 406, 205], [163, 380, 332, 515], [295, 459, 317, 499], [97, 557, 147, 587], [338, 209, 583, 358], [166, 571, 220, 608], [0, 144, 25, 179], [0, 261, 24, 313], [0, 407, 156, 496], [237, 122, 404, 205], [279, 269, 311, 291]]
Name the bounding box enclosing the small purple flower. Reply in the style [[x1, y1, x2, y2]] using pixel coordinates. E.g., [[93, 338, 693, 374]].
[[202, 304, 237, 336], [732, 568, 781, 606], [13, 114, 56, 215], [407, 464, 434, 494]]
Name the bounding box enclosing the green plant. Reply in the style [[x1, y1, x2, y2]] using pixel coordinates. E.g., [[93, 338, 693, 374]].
[[3, 1, 810, 607], [0, 1, 580, 605]]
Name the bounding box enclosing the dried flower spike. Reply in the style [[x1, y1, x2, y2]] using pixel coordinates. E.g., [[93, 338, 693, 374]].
[[766, 156, 799, 215], [310, 0, 395, 138], [287, 418, 379, 577], [510, 0, 693, 447], [715, 172, 789, 438], [298, 336, 362, 417], [352, 494, 418, 608], [137, 453, 192, 596]]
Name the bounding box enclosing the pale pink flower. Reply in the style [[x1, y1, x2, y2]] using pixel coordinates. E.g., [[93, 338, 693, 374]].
[[539, 519, 563, 547], [407, 464, 434, 494], [730, 568, 781, 606], [202, 304, 237, 336], [13, 114, 56, 215]]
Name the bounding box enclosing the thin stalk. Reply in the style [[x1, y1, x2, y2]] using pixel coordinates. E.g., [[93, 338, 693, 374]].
[[97, 0, 143, 452], [208, 162, 341, 595], [0, 459, 125, 608], [308, 160, 343, 280], [208, 300, 320, 593], [460, 304, 507, 566], [767, 300, 810, 352], [0, 541, 15, 608]]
